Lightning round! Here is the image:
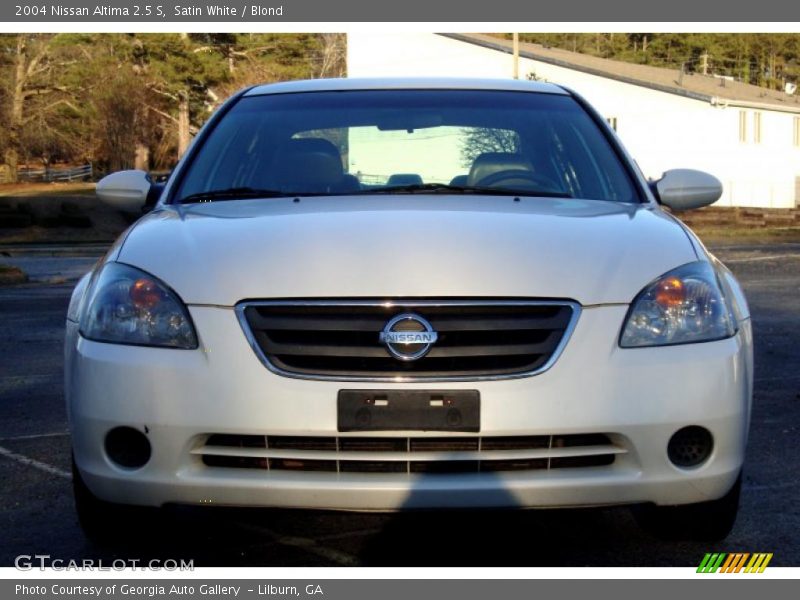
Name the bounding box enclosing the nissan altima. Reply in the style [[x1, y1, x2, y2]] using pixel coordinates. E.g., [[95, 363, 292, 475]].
[[65, 78, 752, 542]]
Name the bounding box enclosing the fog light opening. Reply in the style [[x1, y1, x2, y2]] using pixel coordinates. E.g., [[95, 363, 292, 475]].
[[667, 426, 713, 468], [105, 426, 151, 469]]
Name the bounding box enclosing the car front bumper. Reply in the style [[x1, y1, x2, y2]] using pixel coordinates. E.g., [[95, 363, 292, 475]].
[[66, 304, 752, 510]]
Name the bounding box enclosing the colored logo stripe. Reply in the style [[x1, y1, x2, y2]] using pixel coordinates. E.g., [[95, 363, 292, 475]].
[[720, 553, 749, 573], [744, 553, 773, 573], [697, 553, 725, 573], [697, 553, 773, 573]]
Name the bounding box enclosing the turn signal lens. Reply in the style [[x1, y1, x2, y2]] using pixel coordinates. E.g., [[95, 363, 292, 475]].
[[130, 278, 162, 309], [654, 277, 685, 308]]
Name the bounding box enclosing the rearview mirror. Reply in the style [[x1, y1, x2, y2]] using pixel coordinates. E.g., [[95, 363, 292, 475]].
[[652, 169, 722, 211], [376, 111, 443, 131], [96, 170, 152, 213]]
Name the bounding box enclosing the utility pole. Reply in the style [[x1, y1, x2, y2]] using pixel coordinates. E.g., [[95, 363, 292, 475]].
[[512, 33, 519, 79], [701, 52, 709, 75]]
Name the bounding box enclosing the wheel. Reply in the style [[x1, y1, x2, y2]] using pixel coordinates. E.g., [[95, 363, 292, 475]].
[[474, 169, 564, 193], [72, 457, 160, 544], [633, 474, 741, 541]]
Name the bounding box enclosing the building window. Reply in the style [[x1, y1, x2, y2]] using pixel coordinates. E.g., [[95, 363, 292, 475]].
[[739, 110, 748, 142], [794, 117, 800, 147], [753, 112, 762, 143]]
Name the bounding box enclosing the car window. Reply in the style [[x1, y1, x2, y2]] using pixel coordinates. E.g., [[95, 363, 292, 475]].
[[175, 90, 639, 203]]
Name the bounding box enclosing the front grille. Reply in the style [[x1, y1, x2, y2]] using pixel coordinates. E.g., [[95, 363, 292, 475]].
[[237, 300, 579, 381], [195, 433, 623, 474]]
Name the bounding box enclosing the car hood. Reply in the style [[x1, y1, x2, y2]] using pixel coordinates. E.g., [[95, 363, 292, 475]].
[[117, 196, 697, 306]]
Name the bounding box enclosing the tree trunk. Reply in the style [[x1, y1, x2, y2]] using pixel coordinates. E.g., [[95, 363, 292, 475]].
[[317, 33, 346, 78], [6, 36, 29, 183], [177, 92, 191, 158], [769, 51, 777, 89], [134, 144, 150, 171]]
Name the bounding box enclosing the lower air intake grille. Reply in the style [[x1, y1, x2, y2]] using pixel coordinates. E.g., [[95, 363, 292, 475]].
[[196, 433, 622, 474]]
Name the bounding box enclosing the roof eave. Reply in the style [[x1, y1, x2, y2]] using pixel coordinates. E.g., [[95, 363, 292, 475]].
[[441, 33, 800, 115]]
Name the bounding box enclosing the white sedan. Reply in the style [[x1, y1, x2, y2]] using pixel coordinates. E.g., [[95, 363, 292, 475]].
[[66, 78, 752, 542]]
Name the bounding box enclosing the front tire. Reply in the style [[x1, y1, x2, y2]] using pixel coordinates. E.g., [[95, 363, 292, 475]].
[[72, 457, 160, 544], [634, 474, 742, 541]]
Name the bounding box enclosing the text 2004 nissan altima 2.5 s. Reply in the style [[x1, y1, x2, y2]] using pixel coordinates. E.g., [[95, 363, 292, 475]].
[[65, 78, 752, 542]]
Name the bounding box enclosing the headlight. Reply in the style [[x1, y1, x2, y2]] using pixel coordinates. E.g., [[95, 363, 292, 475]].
[[620, 261, 735, 348], [80, 262, 197, 349]]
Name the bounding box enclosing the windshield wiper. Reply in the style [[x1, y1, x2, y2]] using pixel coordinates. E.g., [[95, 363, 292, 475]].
[[351, 183, 572, 198], [178, 183, 574, 203], [178, 187, 299, 204]]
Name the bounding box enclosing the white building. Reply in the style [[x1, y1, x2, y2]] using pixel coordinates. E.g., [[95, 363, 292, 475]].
[[347, 33, 800, 209]]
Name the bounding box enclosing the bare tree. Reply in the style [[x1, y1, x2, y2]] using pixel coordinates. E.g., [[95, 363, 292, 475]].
[[3, 34, 86, 180], [6, 35, 54, 181], [460, 128, 520, 168], [316, 34, 346, 78], [0, 33, 341, 174], [92, 68, 148, 172]]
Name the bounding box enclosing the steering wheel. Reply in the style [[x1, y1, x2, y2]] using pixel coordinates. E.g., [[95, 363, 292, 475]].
[[474, 169, 563, 193]]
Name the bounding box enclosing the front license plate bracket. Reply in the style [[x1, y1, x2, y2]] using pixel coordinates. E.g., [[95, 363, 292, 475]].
[[337, 390, 480, 432]]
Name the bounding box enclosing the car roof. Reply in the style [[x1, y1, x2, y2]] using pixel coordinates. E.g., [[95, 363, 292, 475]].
[[245, 77, 568, 97]]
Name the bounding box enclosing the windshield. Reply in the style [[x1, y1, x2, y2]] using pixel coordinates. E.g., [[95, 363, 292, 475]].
[[174, 89, 640, 203]]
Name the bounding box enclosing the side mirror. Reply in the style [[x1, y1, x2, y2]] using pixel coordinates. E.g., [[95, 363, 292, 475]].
[[96, 170, 152, 213], [143, 182, 165, 213], [651, 169, 722, 211]]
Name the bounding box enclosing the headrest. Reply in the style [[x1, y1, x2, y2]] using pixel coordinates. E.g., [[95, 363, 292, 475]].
[[467, 152, 535, 186], [271, 138, 344, 192], [387, 173, 423, 186], [286, 138, 342, 163]]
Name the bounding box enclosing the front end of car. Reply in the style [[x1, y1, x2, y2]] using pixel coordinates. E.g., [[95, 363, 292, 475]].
[[65, 238, 751, 521], [67, 79, 753, 541]]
